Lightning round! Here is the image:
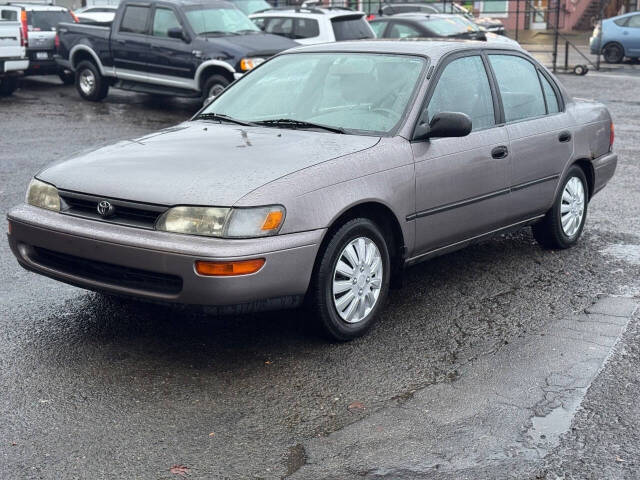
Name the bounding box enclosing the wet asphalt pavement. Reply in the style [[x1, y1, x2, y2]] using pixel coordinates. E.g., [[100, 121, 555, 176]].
[[1, 73, 640, 479]]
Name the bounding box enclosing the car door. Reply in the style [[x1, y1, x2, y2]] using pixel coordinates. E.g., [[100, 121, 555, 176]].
[[146, 5, 195, 88], [487, 53, 573, 222], [623, 13, 640, 56], [411, 53, 511, 255], [111, 3, 152, 76]]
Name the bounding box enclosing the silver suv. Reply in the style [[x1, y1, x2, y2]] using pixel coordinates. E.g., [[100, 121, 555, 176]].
[[2, 3, 75, 83]]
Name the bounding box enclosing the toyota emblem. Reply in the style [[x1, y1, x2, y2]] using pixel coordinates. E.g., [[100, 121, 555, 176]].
[[97, 200, 115, 218]]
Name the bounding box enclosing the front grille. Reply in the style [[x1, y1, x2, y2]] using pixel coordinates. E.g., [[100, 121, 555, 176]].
[[30, 247, 183, 295], [59, 190, 167, 229]]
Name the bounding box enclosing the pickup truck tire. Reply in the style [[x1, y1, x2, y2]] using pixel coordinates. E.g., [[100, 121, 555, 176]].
[[0, 77, 18, 96], [202, 74, 230, 103], [75, 61, 109, 101], [58, 69, 75, 85]]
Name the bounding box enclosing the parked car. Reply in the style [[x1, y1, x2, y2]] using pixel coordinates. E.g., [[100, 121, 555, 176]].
[[0, 5, 28, 95], [375, 1, 505, 34], [370, 13, 487, 40], [8, 40, 616, 341], [0, 3, 76, 84], [590, 11, 640, 63], [74, 5, 117, 25], [250, 6, 375, 45], [55, 0, 298, 103]]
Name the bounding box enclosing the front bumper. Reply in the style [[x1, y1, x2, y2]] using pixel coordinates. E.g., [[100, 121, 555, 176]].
[[7, 205, 324, 311]]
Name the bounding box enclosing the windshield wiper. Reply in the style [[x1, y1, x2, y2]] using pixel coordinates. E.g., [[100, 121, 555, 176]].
[[200, 30, 239, 36], [235, 29, 260, 34], [253, 119, 345, 134], [197, 113, 253, 126]]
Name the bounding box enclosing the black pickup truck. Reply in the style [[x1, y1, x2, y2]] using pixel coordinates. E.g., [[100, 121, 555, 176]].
[[55, 0, 297, 102]]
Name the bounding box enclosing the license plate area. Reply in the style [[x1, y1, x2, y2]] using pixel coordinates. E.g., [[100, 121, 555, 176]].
[[35, 51, 49, 60]]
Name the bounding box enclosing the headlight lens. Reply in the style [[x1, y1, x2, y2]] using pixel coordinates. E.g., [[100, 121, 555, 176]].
[[155, 205, 285, 238], [239, 57, 265, 71], [26, 178, 60, 212]]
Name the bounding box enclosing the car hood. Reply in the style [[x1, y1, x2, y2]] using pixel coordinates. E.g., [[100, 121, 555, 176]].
[[38, 121, 380, 206], [474, 17, 504, 28], [202, 32, 298, 56]]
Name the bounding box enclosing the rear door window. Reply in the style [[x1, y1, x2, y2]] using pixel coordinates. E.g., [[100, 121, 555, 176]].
[[489, 54, 546, 122], [628, 14, 640, 28], [120, 5, 150, 34], [28, 10, 74, 31], [294, 18, 319, 38], [538, 72, 560, 114], [263, 17, 293, 38], [331, 15, 374, 40]]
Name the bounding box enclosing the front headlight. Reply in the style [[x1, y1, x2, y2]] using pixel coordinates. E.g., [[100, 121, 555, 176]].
[[239, 57, 265, 72], [26, 178, 60, 212], [155, 205, 285, 238]]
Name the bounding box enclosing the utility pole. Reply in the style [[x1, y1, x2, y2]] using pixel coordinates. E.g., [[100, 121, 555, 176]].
[[552, 0, 560, 73]]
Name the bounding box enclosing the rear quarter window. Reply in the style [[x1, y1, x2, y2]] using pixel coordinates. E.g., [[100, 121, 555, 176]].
[[294, 18, 319, 38], [28, 10, 74, 31], [331, 15, 374, 40]]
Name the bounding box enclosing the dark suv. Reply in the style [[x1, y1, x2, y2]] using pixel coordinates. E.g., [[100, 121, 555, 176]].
[[56, 0, 297, 102]]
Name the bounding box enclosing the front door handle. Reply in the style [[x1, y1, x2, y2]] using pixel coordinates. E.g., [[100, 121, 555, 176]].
[[559, 131, 572, 143], [491, 145, 509, 159]]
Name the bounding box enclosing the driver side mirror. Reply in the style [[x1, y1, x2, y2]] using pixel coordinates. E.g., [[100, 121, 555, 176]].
[[413, 111, 472, 141], [168, 26, 189, 42]]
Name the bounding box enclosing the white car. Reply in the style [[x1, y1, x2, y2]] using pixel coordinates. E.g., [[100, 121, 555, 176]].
[[0, 5, 28, 95], [73, 6, 116, 24], [250, 6, 375, 45]]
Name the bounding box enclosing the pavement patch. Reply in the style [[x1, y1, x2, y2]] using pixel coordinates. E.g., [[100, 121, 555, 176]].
[[291, 296, 639, 479]]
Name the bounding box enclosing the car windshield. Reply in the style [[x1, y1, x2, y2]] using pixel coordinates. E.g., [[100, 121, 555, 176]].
[[185, 6, 259, 35], [421, 17, 472, 36], [200, 53, 426, 135], [230, 0, 271, 15], [28, 10, 74, 31]]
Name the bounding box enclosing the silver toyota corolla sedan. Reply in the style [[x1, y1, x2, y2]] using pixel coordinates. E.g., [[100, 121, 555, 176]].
[[7, 40, 617, 341]]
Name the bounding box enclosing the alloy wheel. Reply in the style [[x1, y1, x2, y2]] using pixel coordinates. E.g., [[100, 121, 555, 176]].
[[561, 176, 585, 238]]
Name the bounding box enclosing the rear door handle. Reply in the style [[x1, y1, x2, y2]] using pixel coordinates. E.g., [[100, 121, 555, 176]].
[[559, 131, 572, 143], [491, 145, 509, 159]]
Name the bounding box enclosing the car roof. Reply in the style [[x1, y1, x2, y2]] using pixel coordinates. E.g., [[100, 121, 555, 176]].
[[7, 3, 68, 11], [284, 39, 525, 59], [250, 7, 364, 18]]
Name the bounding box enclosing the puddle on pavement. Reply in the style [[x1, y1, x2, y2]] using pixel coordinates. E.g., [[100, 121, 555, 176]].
[[601, 243, 640, 265], [527, 393, 584, 453]]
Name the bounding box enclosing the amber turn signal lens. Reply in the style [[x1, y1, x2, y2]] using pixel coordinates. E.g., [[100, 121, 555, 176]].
[[195, 258, 265, 276], [261, 210, 283, 231]]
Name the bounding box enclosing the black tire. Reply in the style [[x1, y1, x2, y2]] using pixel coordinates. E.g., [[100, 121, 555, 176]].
[[532, 165, 589, 250], [0, 76, 18, 96], [75, 61, 109, 101], [201, 74, 230, 104], [58, 69, 75, 85], [603, 43, 624, 64], [310, 218, 391, 341]]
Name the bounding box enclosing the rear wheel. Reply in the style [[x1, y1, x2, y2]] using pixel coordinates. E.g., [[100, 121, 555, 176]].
[[603, 43, 624, 64], [75, 61, 109, 101], [0, 76, 18, 96], [532, 165, 588, 249], [58, 69, 75, 85], [201, 74, 230, 104], [310, 218, 391, 341]]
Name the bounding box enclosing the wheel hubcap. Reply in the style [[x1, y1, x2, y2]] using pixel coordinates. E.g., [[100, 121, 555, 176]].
[[560, 176, 585, 238], [332, 237, 383, 324], [79, 69, 95, 95], [209, 83, 225, 99]]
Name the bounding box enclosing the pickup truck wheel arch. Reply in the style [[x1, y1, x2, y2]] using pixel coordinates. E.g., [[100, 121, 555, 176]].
[[195, 62, 235, 89], [70, 46, 109, 76]]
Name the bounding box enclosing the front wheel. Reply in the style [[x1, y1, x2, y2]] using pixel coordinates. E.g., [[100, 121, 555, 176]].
[[310, 218, 391, 341], [603, 43, 624, 64], [75, 61, 109, 101], [532, 165, 588, 249], [201, 74, 230, 104]]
